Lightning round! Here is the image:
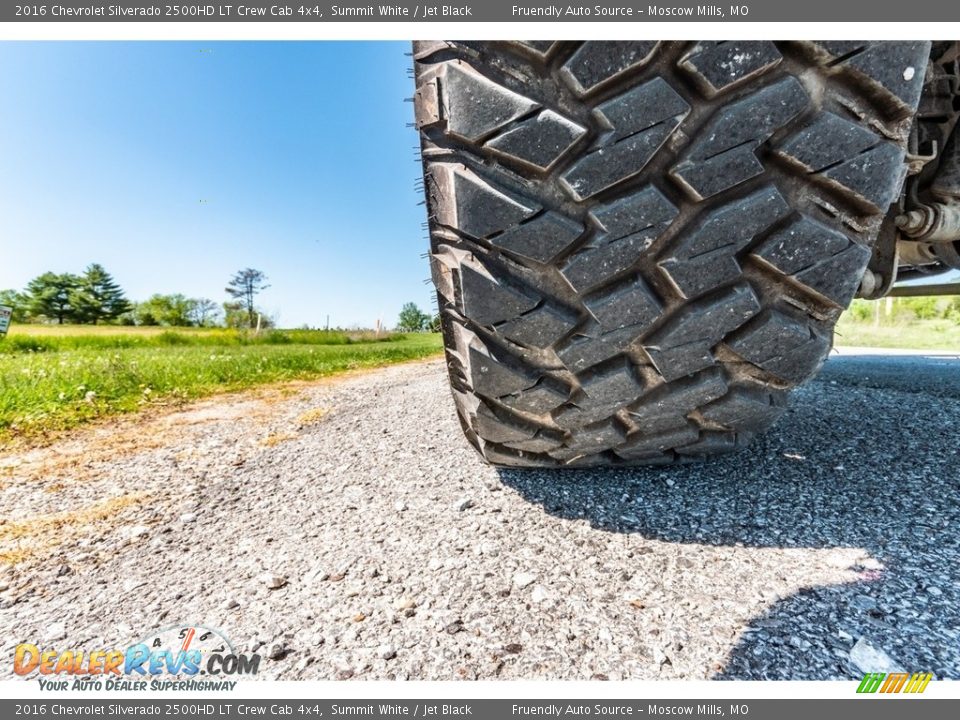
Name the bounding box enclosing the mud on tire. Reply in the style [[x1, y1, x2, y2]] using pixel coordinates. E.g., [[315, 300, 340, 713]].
[[413, 41, 930, 467]]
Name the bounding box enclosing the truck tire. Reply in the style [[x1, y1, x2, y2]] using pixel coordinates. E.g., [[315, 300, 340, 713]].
[[413, 41, 930, 467]]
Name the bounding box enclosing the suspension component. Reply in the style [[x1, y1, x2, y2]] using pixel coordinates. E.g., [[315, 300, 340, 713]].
[[896, 124, 960, 246], [896, 203, 960, 242]]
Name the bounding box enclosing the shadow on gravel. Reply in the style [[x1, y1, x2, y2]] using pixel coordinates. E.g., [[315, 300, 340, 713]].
[[496, 355, 960, 680]]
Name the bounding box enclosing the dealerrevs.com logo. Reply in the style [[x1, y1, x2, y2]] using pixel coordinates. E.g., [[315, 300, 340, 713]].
[[14, 624, 261, 691]]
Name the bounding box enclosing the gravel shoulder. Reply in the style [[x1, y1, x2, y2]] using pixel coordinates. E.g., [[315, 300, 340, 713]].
[[2, 354, 958, 680]]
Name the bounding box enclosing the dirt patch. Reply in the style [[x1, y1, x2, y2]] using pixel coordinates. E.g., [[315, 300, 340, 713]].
[[0, 359, 425, 485], [0, 492, 153, 565]]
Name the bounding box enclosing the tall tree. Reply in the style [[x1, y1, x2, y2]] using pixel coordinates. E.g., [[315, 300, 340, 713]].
[[397, 302, 430, 332], [70, 264, 131, 325], [25, 272, 79, 324], [225, 268, 269, 329], [136, 293, 193, 326], [188, 298, 220, 327]]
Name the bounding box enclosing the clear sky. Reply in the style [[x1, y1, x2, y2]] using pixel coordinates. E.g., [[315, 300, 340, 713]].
[[0, 41, 433, 329]]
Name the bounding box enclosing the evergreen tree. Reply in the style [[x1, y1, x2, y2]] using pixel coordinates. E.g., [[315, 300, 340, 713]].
[[70, 264, 130, 324], [25, 272, 79, 324]]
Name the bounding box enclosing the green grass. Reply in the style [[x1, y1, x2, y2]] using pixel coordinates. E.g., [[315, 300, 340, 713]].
[[834, 315, 960, 351], [1, 324, 388, 354], [0, 330, 443, 444]]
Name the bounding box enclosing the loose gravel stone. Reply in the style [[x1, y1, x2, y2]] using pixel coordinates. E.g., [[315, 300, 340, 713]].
[[513, 572, 536, 589], [850, 637, 904, 674], [1, 354, 958, 681], [261, 574, 287, 590], [393, 596, 417, 611], [44, 622, 67, 642]]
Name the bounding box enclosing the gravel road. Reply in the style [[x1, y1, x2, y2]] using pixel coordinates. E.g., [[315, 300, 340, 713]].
[[2, 351, 958, 681]]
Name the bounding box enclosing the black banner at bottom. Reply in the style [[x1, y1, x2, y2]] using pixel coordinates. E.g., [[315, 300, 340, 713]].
[[3, 699, 958, 720]]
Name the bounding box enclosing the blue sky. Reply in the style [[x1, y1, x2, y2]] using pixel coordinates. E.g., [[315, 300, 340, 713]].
[[0, 41, 433, 328]]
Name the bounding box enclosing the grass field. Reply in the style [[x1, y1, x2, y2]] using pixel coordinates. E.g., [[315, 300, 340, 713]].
[[834, 315, 960, 350], [0, 326, 443, 444], [3, 308, 956, 447], [1, 324, 387, 353]]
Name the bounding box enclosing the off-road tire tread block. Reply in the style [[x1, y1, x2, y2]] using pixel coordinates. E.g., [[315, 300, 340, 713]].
[[414, 40, 929, 467]]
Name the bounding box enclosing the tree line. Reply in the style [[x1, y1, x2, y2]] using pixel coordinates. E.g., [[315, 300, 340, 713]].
[[848, 296, 960, 324], [396, 302, 440, 333], [1, 265, 272, 329]]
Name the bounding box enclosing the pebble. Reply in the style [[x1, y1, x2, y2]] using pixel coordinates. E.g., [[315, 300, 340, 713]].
[[849, 637, 904, 674], [455, 498, 474, 512], [513, 572, 536, 589], [45, 622, 67, 642], [851, 595, 877, 611], [378, 644, 397, 660], [180, 513, 197, 523], [393, 596, 417, 611], [260, 574, 287, 590]]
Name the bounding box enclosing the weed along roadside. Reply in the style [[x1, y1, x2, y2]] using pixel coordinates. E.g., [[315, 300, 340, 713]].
[[0, 327, 443, 445]]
